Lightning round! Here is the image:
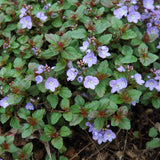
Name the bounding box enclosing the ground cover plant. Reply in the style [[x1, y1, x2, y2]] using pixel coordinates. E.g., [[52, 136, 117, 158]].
[[0, 0, 160, 159]]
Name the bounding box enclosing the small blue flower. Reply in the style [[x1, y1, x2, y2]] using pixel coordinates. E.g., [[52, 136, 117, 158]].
[[145, 79, 157, 91], [36, 65, 45, 74], [83, 76, 99, 90], [20, 16, 32, 29], [113, 6, 128, 19], [109, 78, 127, 93], [67, 68, 78, 81], [45, 77, 59, 92], [133, 73, 145, 85], [77, 76, 83, 83], [0, 97, 9, 108], [98, 46, 111, 58], [127, 11, 141, 23], [83, 51, 97, 67], [35, 75, 43, 84], [80, 41, 89, 52], [25, 102, 34, 110], [36, 12, 47, 21]]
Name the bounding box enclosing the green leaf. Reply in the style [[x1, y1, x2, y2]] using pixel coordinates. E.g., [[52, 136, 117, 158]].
[[97, 60, 108, 73], [149, 127, 158, 138], [60, 156, 68, 160], [32, 109, 45, 121], [121, 45, 133, 55], [42, 49, 59, 59], [108, 101, 118, 113], [22, 123, 33, 138], [69, 114, 83, 126], [61, 47, 82, 61], [0, 114, 10, 124], [59, 87, 72, 98], [10, 117, 20, 130], [95, 80, 106, 98], [10, 41, 19, 49], [138, 43, 148, 54], [118, 117, 131, 130], [70, 104, 80, 113], [121, 29, 137, 40], [8, 144, 17, 153], [45, 153, 56, 160], [52, 17, 62, 28], [5, 135, 14, 144], [120, 55, 137, 63], [17, 35, 29, 44], [47, 94, 59, 109], [111, 16, 123, 30], [22, 143, 33, 155], [75, 95, 85, 106], [95, 19, 111, 34], [94, 118, 105, 130], [140, 53, 158, 66], [110, 94, 123, 104], [51, 136, 63, 150], [45, 34, 60, 44], [146, 138, 160, 149], [128, 89, 142, 102], [71, 29, 87, 39], [0, 136, 5, 144], [60, 126, 72, 137], [7, 93, 23, 105], [85, 101, 100, 112], [63, 112, 73, 122], [17, 108, 30, 120], [54, 60, 66, 72], [60, 98, 70, 110], [98, 34, 112, 45], [40, 133, 51, 142], [37, 83, 47, 93], [51, 112, 62, 125], [44, 125, 56, 136], [152, 97, 160, 109], [100, 0, 114, 8], [0, 13, 4, 23]]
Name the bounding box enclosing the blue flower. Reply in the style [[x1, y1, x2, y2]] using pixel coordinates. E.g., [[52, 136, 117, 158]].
[[98, 46, 111, 58], [145, 79, 157, 91], [36, 12, 47, 21], [35, 75, 43, 84], [66, 68, 78, 81], [20, 16, 32, 29], [0, 97, 9, 108], [45, 77, 59, 92], [83, 50, 97, 67], [113, 6, 128, 19], [127, 11, 141, 23], [83, 76, 99, 90], [80, 41, 89, 52], [25, 102, 34, 110], [109, 78, 127, 93]]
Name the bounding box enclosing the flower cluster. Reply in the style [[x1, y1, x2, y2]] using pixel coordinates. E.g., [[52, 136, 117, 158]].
[[113, 0, 141, 23], [19, 5, 33, 29], [86, 122, 116, 144], [141, 0, 160, 40]]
